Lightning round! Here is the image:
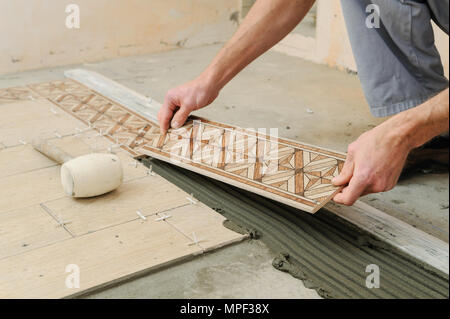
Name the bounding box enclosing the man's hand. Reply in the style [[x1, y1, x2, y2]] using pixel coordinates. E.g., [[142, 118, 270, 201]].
[[332, 122, 411, 205], [157, 77, 219, 133], [332, 88, 449, 205]]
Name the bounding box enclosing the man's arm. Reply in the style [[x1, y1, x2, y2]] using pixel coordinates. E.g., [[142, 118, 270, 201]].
[[158, 0, 315, 133], [332, 88, 449, 205]]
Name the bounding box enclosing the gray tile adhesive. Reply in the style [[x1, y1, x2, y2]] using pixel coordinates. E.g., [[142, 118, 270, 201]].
[[141, 157, 449, 299]]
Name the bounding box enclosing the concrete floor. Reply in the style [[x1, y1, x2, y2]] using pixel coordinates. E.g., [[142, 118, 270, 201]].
[[85, 240, 320, 299], [1, 43, 448, 298]]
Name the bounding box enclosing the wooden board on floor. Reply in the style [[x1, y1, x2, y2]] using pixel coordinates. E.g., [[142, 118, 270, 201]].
[[0, 98, 246, 298], [326, 201, 450, 276], [28, 77, 346, 214]]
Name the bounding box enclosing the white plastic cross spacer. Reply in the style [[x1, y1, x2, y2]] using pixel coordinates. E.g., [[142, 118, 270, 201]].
[[188, 232, 202, 246], [136, 210, 147, 221], [154, 214, 171, 222], [128, 160, 139, 168], [107, 144, 120, 153], [56, 215, 71, 228], [74, 127, 89, 137], [186, 193, 197, 205], [147, 165, 156, 176]]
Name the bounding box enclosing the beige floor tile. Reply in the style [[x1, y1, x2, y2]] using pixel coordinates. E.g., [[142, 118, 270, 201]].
[[0, 99, 87, 147], [0, 166, 65, 214], [0, 205, 71, 259], [0, 218, 200, 298], [161, 204, 246, 252], [0, 144, 55, 179]]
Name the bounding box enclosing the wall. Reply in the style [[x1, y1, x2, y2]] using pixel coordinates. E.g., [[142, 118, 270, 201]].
[[0, 0, 240, 75], [1, 0, 447, 77]]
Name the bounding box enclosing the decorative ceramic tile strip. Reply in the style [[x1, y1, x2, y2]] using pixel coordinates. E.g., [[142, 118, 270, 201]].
[[29, 79, 346, 213], [0, 86, 39, 104]]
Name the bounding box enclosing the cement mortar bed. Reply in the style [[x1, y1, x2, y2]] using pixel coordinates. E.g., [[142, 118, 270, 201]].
[[141, 157, 449, 299]]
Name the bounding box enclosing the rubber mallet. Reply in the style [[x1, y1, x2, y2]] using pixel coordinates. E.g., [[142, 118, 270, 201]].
[[32, 139, 123, 198]]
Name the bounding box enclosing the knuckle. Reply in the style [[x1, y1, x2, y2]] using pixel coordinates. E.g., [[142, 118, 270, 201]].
[[354, 170, 371, 182], [165, 90, 176, 101], [182, 103, 194, 112], [347, 143, 356, 154]]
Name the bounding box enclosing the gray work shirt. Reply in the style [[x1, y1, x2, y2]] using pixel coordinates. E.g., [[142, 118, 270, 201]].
[[341, 0, 449, 117]]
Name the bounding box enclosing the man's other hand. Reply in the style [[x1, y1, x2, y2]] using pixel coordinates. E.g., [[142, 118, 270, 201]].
[[332, 88, 449, 206], [332, 122, 411, 205]]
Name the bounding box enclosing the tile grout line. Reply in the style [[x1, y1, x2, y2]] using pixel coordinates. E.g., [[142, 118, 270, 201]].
[[161, 218, 206, 253], [39, 203, 75, 238], [0, 194, 68, 216], [0, 163, 59, 180]]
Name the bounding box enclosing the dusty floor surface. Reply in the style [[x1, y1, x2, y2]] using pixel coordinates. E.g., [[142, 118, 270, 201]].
[[1, 43, 448, 298]]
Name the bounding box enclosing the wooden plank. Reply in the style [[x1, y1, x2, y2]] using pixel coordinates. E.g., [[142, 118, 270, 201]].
[[43, 175, 193, 236], [0, 99, 87, 147], [0, 205, 71, 259], [64, 69, 160, 122], [326, 201, 449, 276], [0, 217, 201, 298], [33, 75, 345, 214]]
